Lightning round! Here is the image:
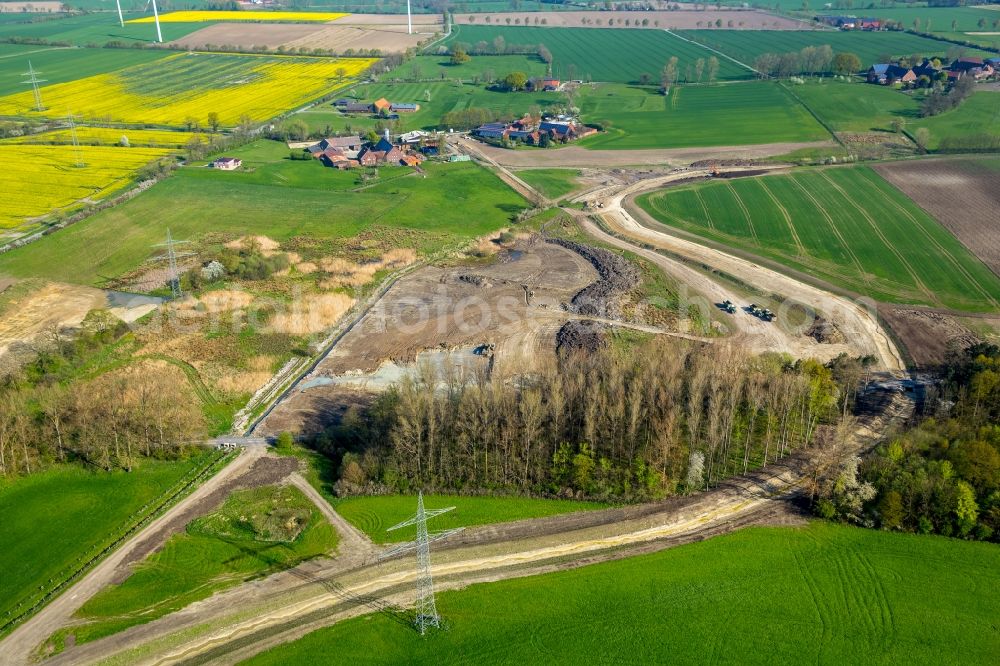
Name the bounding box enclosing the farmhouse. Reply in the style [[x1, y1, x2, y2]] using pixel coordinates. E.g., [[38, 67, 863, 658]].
[[309, 135, 362, 154], [373, 98, 392, 113], [473, 115, 596, 146], [816, 15, 881, 30], [212, 157, 242, 170], [340, 101, 373, 114], [867, 63, 916, 85], [528, 78, 561, 92], [391, 102, 420, 113], [949, 57, 995, 80]]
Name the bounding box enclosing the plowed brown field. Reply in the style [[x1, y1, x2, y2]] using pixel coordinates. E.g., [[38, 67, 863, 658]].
[[875, 157, 1000, 277]]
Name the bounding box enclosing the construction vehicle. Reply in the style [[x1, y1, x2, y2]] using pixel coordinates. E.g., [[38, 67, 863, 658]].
[[720, 299, 736, 313]]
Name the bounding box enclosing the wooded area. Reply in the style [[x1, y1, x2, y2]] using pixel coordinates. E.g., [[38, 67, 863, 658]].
[[0, 321, 206, 477], [320, 338, 848, 501]]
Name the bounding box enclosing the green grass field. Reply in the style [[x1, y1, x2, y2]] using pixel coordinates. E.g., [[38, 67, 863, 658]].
[[298, 80, 561, 134], [0, 44, 170, 96], [445, 25, 748, 83], [0, 11, 207, 45], [335, 494, 607, 544], [636, 166, 1000, 311], [677, 29, 994, 70], [909, 92, 1000, 151], [245, 522, 1000, 665], [57, 484, 338, 648], [514, 168, 582, 200], [0, 140, 528, 285], [383, 54, 548, 82], [818, 6, 1000, 48], [577, 81, 830, 149], [0, 456, 210, 625], [790, 79, 920, 132]]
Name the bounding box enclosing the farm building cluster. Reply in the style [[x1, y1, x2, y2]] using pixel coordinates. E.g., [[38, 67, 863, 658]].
[[867, 57, 998, 86], [333, 97, 420, 119], [815, 16, 884, 31], [473, 115, 596, 147], [305, 130, 434, 169]]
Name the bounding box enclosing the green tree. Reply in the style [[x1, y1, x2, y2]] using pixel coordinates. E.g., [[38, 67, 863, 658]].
[[450, 46, 470, 65], [955, 480, 979, 536], [502, 71, 528, 91], [207, 111, 220, 132], [275, 431, 294, 451], [832, 52, 862, 76], [878, 490, 904, 530]]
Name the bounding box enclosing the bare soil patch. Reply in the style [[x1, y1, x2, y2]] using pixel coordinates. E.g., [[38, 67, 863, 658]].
[[875, 157, 1000, 277], [880, 305, 979, 369], [453, 11, 807, 30], [0, 282, 106, 358], [171, 14, 440, 52]]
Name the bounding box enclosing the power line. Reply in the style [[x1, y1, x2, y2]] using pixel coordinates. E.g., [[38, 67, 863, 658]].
[[66, 114, 84, 168], [21, 61, 46, 112], [380, 492, 462, 634], [149, 229, 194, 300]]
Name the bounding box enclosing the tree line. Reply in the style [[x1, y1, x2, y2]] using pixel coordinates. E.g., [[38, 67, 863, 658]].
[[0, 318, 206, 478], [817, 343, 1000, 542], [316, 338, 850, 502]]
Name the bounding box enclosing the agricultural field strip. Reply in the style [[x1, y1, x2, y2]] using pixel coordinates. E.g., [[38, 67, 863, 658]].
[[850, 167, 1000, 310], [664, 29, 757, 73], [0, 145, 172, 229], [0, 52, 376, 126], [814, 170, 934, 302], [676, 29, 995, 68], [3, 127, 198, 147], [755, 178, 805, 257], [128, 11, 349, 24]]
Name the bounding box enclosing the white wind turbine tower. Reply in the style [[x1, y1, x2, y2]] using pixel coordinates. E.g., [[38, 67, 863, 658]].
[[406, 0, 412, 35], [114, 0, 123, 28], [143, 0, 163, 43]]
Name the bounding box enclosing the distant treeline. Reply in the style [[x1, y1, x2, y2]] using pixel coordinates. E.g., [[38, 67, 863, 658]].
[[315, 338, 857, 502]]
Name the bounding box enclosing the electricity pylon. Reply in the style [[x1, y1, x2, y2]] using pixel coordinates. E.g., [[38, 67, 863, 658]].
[[22, 61, 46, 112], [66, 114, 84, 168], [379, 492, 462, 634], [149, 229, 193, 299]]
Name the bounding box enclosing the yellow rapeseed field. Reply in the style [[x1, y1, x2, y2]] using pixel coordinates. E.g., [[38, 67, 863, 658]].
[[3, 127, 198, 148], [128, 11, 347, 23], [0, 53, 375, 126], [0, 145, 171, 229]]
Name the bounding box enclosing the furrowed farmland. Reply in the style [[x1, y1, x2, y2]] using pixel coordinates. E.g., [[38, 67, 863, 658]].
[[445, 25, 748, 83], [636, 166, 1000, 311], [0, 52, 375, 126], [246, 523, 1000, 666], [0, 12, 209, 45], [677, 30, 994, 70], [0, 144, 172, 229]]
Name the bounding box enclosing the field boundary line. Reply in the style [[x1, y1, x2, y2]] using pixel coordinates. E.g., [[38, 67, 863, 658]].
[[816, 170, 937, 305], [691, 188, 715, 231], [663, 29, 758, 76], [0, 46, 69, 60], [755, 178, 805, 257], [777, 81, 845, 148]]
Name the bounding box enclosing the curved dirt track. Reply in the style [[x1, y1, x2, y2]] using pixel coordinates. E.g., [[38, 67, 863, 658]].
[[28, 390, 910, 666], [454, 135, 839, 168], [579, 168, 905, 371], [0, 445, 268, 666]]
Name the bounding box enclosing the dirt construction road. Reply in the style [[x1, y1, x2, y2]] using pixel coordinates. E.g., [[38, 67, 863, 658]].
[[24, 390, 910, 666], [0, 445, 268, 666], [578, 168, 905, 371]]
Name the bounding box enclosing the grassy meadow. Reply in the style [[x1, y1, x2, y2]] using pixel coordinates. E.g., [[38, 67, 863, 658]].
[[53, 484, 338, 649], [445, 25, 748, 83], [0, 455, 213, 628], [577, 82, 830, 149], [514, 168, 582, 200], [246, 522, 1000, 665], [636, 166, 1000, 311], [909, 91, 1000, 151], [677, 29, 994, 70], [0, 140, 528, 285], [383, 54, 548, 82], [335, 494, 607, 544]]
